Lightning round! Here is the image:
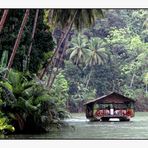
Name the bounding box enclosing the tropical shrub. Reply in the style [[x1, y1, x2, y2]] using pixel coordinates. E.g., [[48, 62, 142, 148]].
[[0, 69, 69, 133]]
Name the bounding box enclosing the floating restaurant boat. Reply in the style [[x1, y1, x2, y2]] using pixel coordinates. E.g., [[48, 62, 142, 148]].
[[84, 92, 136, 121]]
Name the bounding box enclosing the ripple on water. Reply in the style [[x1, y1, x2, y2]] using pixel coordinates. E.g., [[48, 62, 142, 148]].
[[5, 112, 148, 139]]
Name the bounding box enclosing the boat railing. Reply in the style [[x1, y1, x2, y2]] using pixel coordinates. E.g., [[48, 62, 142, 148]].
[[94, 108, 134, 117]]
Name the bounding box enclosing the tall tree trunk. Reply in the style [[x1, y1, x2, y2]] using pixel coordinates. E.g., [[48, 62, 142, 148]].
[[7, 9, 29, 70], [86, 68, 93, 88], [130, 73, 135, 88], [27, 9, 39, 70], [39, 10, 78, 80], [46, 31, 65, 87], [47, 27, 72, 90], [146, 83, 148, 94], [47, 32, 70, 89], [112, 80, 115, 92], [0, 9, 9, 32], [47, 27, 70, 87]]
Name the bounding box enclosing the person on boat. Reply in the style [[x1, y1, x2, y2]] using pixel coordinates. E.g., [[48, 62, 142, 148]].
[[109, 104, 114, 115]]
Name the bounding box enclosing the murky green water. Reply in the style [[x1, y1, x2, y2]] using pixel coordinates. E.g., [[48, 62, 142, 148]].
[[5, 112, 148, 139]]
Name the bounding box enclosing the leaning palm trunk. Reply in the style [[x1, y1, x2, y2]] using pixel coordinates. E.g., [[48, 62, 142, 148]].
[[27, 9, 39, 70], [39, 31, 66, 80], [39, 10, 78, 80], [46, 29, 65, 87], [7, 9, 29, 70], [47, 67, 58, 88], [46, 27, 69, 87], [0, 9, 9, 32], [47, 31, 70, 88]]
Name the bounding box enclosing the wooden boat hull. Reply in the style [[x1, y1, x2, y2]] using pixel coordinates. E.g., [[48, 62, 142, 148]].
[[88, 114, 132, 121]]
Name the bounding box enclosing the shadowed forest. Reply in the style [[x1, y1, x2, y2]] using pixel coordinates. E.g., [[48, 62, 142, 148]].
[[0, 9, 148, 136]]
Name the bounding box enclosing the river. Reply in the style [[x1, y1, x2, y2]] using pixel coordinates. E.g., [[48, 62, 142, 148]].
[[5, 112, 148, 139]]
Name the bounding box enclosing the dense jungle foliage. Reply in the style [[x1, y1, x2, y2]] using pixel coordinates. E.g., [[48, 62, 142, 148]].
[[0, 9, 148, 135]]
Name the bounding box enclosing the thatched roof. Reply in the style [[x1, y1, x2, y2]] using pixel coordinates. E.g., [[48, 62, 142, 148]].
[[84, 92, 136, 105]]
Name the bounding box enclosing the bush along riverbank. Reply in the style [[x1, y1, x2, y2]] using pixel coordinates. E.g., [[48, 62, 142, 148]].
[[0, 69, 70, 135]]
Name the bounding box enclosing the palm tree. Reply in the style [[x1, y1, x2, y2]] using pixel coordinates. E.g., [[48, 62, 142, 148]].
[[27, 9, 39, 69], [86, 37, 108, 66], [7, 9, 30, 70], [48, 9, 103, 31], [67, 33, 90, 65], [85, 37, 109, 88], [40, 9, 104, 89], [0, 9, 9, 32]]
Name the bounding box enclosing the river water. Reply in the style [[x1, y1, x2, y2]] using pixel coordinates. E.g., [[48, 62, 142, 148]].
[[5, 112, 148, 139]]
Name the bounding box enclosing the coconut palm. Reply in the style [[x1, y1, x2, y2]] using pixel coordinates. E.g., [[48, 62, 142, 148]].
[[85, 37, 109, 88], [86, 37, 108, 66], [48, 9, 103, 31], [67, 33, 90, 65]]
